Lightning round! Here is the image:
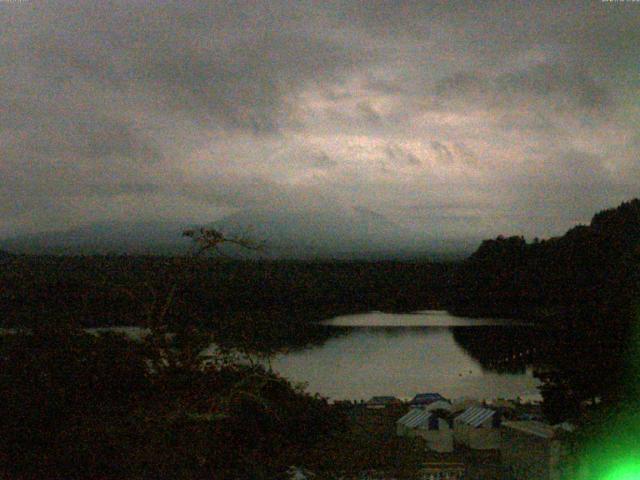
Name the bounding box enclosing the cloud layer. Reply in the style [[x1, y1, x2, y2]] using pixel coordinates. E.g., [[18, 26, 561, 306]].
[[1, 0, 638, 241]]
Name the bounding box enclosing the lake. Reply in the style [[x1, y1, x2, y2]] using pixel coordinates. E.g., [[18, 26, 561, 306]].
[[82, 310, 542, 403], [268, 310, 542, 402]]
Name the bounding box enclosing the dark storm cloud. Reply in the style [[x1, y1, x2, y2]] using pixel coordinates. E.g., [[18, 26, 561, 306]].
[[0, 0, 370, 229], [1, 110, 161, 164], [0, 0, 638, 239], [499, 63, 611, 110], [356, 102, 384, 125]]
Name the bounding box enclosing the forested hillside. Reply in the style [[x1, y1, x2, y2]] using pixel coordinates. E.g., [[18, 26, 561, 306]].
[[450, 198, 640, 322], [450, 199, 640, 420]]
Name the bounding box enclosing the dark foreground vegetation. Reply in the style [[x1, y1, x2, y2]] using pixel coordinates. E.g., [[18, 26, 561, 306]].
[[0, 323, 345, 479]]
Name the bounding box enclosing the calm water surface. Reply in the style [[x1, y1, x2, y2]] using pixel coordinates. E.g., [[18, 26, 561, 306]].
[[269, 310, 541, 402], [82, 310, 541, 402]]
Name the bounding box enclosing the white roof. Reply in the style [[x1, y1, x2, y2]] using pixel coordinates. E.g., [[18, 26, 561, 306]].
[[554, 422, 576, 432], [502, 421, 556, 439], [397, 408, 433, 429], [455, 406, 495, 427]]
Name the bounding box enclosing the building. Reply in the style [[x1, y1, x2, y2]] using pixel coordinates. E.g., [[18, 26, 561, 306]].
[[287, 466, 315, 479], [409, 392, 447, 407], [500, 421, 573, 480], [396, 408, 453, 452], [397, 408, 432, 436], [365, 395, 400, 409], [453, 406, 501, 450], [420, 462, 466, 479]]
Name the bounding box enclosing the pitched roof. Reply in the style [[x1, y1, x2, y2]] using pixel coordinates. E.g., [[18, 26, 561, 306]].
[[397, 408, 433, 429], [502, 421, 556, 439], [503, 421, 575, 439], [455, 406, 496, 427], [425, 400, 453, 411], [410, 393, 446, 404]]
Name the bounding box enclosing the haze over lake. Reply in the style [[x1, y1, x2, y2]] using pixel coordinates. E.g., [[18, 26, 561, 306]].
[[269, 311, 541, 402]]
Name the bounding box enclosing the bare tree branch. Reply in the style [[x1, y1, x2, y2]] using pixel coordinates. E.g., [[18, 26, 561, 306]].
[[182, 227, 265, 257]]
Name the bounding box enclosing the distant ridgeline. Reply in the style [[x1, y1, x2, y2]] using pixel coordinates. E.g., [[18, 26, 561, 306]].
[[450, 199, 640, 417]]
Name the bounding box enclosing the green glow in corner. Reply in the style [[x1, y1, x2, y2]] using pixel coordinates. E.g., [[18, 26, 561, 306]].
[[575, 421, 640, 480], [602, 460, 640, 480], [569, 306, 640, 480]]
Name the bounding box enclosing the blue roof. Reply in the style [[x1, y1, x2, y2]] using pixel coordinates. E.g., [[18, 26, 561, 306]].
[[410, 393, 446, 405]]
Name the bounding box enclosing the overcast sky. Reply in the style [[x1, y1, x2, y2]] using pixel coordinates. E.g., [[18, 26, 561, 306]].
[[1, 0, 639, 240]]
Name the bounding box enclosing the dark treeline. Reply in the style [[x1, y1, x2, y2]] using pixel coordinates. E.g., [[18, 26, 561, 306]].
[[450, 199, 640, 321], [0, 256, 453, 351], [450, 199, 640, 421]]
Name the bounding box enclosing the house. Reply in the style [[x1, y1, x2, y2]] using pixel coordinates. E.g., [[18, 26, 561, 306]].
[[409, 392, 447, 407], [396, 409, 453, 452], [500, 421, 573, 480], [365, 395, 400, 409], [453, 406, 501, 450], [397, 408, 432, 436], [420, 462, 466, 479]]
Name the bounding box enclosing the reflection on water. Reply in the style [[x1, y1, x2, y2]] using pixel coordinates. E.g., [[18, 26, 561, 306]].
[[86, 327, 150, 339], [74, 311, 543, 402], [270, 310, 542, 402], [451, 326, 549, 374], [323, 310, 523, 327]]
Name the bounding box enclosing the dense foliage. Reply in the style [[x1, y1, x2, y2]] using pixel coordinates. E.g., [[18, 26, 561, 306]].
[[0, 257, 451, 328], [0, 257, 452, 356], [0, 324, 343, 479], [450, 199, 640, 420]]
